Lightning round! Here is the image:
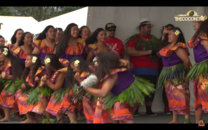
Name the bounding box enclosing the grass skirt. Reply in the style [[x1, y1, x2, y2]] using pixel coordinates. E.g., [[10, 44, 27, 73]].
[[45, 88, 75, 116], [15, 89, 44, 115], [102, 76, 155, 110]]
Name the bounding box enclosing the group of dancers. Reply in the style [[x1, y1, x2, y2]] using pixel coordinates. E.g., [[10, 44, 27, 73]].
[[0, 18, 207, 124]]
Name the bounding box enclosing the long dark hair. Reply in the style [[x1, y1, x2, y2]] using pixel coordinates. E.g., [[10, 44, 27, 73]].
[[21, 54, 42, 83], [36, 25, 55, 40], [11, 29, 24, 44], [85, 28, 104, 45], [162, 27, 186, 48], [192, 19, 208, 43], [18, 32, 32, 46], [0, 35, 5, 40], [65, 57, 93, 88], [78, 26, 90, 38], [55, 23, 78, 57], [56, 28, 63, 32], [0, 46, 23, 81], [95, 52, 128, 83], [45, 53, 64, 79]]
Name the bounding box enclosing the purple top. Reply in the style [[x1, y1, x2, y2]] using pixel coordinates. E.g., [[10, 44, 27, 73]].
[[159, 43, 189, 67], [110, 70, 135, 95], [59, 52, 84, 62], [193, 43, 208, 63], [161, 52, 183, 67], [188, 35, 208, 63], [39, 53, 46, 61]]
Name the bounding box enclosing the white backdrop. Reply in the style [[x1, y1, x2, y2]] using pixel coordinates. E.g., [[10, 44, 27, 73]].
[[36, 7, 88, 34], [87, 6, 206, 113], [0, 16, 38, 44], [0, 7, 89, 44]]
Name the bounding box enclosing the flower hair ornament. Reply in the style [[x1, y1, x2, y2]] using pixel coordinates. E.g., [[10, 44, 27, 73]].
[[32, 56, 37, 63], [44, 58, 50, 64], [3, 48, 8, 56], [175, 30, 180, 36], [93, 57, 98, 65], [74, 60, 80, 67]]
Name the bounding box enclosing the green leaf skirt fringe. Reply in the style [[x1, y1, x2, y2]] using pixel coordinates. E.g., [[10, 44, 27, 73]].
[[26, 85, 53, 105], [0, 79, 12, 92], [157, 63, 187, 88], [51, 87, 70, 104], [187, 59, 208, 81], [102, 76, 155, 110], [4, 78, 31, 95]]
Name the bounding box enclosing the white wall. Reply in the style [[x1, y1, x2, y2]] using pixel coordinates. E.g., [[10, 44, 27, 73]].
[[36, 7, 88, 34], [0, 7, 89, 44], [0, 16, 38, 44], [87, 6, 205, 113]]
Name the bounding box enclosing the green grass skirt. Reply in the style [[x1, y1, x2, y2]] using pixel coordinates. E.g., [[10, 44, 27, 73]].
[[0, 79, 12, 92], [26, 85, 53, 105], [4, 78, 24, 94], [157, 63, 187, 88], [187, 59, 208, 81], [51, 87, 70, 104], [102, 76, 155, 110]]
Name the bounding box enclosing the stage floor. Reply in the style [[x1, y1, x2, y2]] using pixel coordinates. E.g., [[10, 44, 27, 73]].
[[0, 113, 207, 124]]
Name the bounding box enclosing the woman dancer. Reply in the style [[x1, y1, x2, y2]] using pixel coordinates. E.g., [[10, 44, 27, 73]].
[[0, 46, 24, 122], [77, 26, 91, 60], [158, 27, 191, 123], [7, 29, 24, 51], [32, 25, 56, 120], [77, 26, 91, 47], [55, 23, 87, 67], [16, 54, 45, 123], [12, 32, 33, 66], [83, 52, 155, 123], [32, 25, 57, 61], [159, 24, 175, 115], [41, 54, 76, 123], [85, 28, 111, 63], [55, 28, 63, 43], [187, 19, 208, 123], [66, 56, 96, 123]]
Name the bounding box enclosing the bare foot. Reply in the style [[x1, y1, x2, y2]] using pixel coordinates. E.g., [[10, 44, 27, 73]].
[[77, 116, 83, 120], [20, 118, 36, 123], [36, 115, 42, 122], [169, 120, 178, 124], [58, 120, 64, 123], [0, 117, 11, 122], [14, 114, 22, 120]]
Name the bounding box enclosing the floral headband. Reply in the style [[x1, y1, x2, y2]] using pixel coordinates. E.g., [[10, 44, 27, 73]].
[[93, 57, 98, 65], [175, 30, 180, 36], [3, 48, 8, 56], [32, 56, 37, 63], [74, 60, 80, 67], [44, 58, 50, 64]]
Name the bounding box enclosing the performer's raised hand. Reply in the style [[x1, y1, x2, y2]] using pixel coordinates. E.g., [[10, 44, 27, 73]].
[[146, 50, 152, 55], [1, 71, 6, 79], [35, 77, 40, 82], [21, 83, 26, 90], [41, 75, 47, 83]]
